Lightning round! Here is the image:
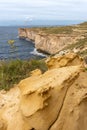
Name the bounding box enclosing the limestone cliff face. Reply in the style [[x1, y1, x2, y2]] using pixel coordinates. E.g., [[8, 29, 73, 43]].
[[18, 28, 37, 41], [18, 28, 81, 54], [0, 53, 87, 130]]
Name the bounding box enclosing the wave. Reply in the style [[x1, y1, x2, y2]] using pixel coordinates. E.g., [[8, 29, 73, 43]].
[[30, 48, 47, 57], [16, 36, 19, 38]]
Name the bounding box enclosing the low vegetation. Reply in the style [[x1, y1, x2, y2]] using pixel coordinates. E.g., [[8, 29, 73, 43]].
[[64, 37, 87, 50], [0, 59, 47, 90], [39, 26, 74, 34], [30, 26, 74, 34]]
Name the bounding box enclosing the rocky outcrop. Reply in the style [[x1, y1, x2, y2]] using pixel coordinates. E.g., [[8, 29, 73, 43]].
[[50, 71, 87, 130], [0, 53, 87, 130], [46, 53, 84, 69], [18, 28, 82, 54]]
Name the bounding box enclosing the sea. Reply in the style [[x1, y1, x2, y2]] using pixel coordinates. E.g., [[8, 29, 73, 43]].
[[0, 26, 46, 60], [0, 20, 84, 60]]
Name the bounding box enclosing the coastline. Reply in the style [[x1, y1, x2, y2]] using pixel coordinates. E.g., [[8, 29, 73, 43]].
[[18, 22, 87, 57]]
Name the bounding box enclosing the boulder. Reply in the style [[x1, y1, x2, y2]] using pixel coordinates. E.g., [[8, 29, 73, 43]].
[[18, 65, 81, 130]]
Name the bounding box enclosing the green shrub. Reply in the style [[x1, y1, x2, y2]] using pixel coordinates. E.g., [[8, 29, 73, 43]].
[[0, 59, 47, 90]]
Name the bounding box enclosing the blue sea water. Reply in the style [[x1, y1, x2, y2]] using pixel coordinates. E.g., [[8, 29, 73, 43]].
[[0, 26, 46, 60]]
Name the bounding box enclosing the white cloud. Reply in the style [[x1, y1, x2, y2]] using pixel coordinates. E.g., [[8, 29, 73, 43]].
[[0, 0, 87, 21]]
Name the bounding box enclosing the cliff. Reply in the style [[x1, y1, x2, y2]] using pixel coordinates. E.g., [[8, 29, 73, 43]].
[[0, 53, 87, 130], [18, 23, 87, 55], [18, 28, 81, 54]]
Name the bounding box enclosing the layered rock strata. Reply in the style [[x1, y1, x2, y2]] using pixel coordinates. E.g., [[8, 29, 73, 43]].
[[18, 28, 82, 54]]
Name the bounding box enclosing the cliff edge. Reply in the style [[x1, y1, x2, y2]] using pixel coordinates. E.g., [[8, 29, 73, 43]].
[[18, 28, 81, 54], [18, 23, 87, 55]]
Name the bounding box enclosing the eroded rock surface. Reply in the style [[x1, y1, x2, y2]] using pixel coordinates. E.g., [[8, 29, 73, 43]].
[[19, 66, 81, 129], [0, 54, 87, 130], [50, 72, 87, 130], [46, 53, 84, 69]]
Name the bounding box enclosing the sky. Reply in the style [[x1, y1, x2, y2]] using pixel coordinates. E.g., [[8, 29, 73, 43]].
[[0, 0, 87, 25]]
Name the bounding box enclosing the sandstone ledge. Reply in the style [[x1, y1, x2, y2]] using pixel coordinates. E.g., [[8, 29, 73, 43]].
[[0, 53, 87, 130]]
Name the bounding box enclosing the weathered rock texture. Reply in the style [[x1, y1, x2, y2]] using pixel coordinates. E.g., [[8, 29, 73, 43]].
[[46, 53, 84, 69], [18, 28, 83, 54], [0, 53, 87, 130], [50, 71, 87, 130]]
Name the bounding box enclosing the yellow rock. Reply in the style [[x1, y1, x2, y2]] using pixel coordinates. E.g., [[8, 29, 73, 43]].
[[30, 69, 42, 76], [50, 72, 87, 130], [46, 53, 83, 69], [18, 65, 81, 130], [0, 53, 87, 130]]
